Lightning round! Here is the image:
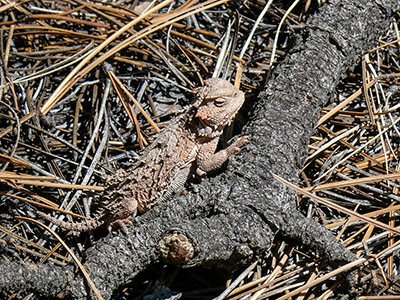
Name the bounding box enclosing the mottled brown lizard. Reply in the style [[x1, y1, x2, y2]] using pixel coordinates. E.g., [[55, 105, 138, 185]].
[[38, 78, 248, 234]]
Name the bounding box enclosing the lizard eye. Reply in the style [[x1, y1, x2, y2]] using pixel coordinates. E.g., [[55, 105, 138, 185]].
[[214, 97, 226, 107]]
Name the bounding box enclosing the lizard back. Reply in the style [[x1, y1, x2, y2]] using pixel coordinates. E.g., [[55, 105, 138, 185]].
[[104, 116, 199, 214]]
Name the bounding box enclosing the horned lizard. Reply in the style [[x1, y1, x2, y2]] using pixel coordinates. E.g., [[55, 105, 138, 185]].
[[38, 78, 248, 234]]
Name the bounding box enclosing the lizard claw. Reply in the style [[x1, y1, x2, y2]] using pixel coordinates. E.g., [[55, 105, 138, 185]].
[[109, 218, 133, 236], [235, 135, 250, 147], [227, 136, 250, 154]]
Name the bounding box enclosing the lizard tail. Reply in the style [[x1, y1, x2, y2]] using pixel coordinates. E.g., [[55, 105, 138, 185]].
[[37, 211, 104, 232]]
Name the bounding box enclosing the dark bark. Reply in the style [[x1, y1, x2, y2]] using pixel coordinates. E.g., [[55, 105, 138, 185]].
[[1, 0, 400, 299]]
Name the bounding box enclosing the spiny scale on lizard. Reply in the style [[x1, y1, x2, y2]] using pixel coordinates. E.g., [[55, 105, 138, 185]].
[[37, 78, 249, 235]]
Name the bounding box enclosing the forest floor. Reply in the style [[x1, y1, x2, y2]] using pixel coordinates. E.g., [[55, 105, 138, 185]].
[[1, 1, 400, 299]]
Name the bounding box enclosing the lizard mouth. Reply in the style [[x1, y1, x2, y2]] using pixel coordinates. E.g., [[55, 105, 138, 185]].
[[196, 117, 229, 138]]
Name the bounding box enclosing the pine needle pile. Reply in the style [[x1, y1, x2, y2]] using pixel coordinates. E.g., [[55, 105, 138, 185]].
[[1, 0, 400, 299]]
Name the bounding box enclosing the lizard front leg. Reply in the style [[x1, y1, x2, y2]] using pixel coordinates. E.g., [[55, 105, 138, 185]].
[[196, 136, 249, 176]]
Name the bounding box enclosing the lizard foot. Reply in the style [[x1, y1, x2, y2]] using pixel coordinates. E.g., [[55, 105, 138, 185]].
[[227, 135, 250, 154], [108, 218, 133, 235]]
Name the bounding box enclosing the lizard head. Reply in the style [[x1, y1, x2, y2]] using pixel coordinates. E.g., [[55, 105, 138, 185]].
[[193, 78, 245, 138]]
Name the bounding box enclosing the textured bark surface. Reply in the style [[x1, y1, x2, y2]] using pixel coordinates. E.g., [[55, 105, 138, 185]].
[[1, 0, 400, 299]]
